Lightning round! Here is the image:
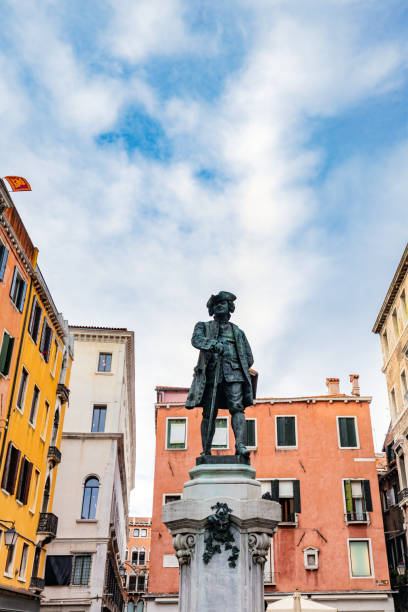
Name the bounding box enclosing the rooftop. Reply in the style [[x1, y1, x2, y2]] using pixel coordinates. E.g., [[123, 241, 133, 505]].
[[373, 242, 408, 334]]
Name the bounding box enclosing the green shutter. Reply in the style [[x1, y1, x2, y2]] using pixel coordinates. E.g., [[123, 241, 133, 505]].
[[245, 420, 256, 447], [0, 243, 8, 281], [271, 480, 280, 501], [9, 267, 17, 301], [0, 332, 14, 376], [277, 417, 285, 446], [293, 480, 301, 513], [286, 417, 296, 446], [363, 480, 373, 512], [344, 480, 353, 512], [346, 418, 357, 447]]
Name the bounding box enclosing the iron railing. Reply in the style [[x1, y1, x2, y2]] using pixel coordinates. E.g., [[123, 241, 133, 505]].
[[345, 511, 368, 522], [397, 488, 408, 504], [37, 512, 58, 537], [29, 576, 45, 591], [47, 446, 61, 465]]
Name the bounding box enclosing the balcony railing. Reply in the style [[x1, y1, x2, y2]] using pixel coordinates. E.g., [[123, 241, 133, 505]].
[[264, 573, 276, 585], [37, 512, 58, 537], [57, 383, 70, 403], [29, 576, 45, 591], [47, 446, 61, 465], [397, 488, 408, 504], [345, 511, 368, 523]]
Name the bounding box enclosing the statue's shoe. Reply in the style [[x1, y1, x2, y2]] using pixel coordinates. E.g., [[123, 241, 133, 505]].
[[235, 445, 250, 457]]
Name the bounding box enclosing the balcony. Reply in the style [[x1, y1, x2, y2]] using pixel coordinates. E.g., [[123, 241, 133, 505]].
[[47, 446, 61, 465], [29, 576, 45, 591], [345, 511, 369, 523], [397, 488, 408, 505], [37, 512, 58, 537], [57, 383, 70, 403]]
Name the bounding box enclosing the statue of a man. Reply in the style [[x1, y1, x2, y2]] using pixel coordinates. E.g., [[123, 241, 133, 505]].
[[186, 291, 255, 457]]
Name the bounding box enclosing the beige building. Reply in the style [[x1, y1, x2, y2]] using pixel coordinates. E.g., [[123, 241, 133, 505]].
[[41, 326, 136, 612], [373, 244, 408, 526]]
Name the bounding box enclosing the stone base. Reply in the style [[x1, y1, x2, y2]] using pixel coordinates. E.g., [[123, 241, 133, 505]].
[[196, 454, 250, 466], [162, 463, 281, 612]]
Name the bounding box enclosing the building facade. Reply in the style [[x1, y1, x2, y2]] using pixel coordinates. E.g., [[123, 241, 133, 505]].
[[0, 182, 73, 612], [124, 517, 151, 611], [147, 378, 394, 612], [41, 326, 136, 612]]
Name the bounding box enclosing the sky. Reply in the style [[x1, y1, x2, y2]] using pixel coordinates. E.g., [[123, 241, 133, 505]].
[[1, 0, 408, 515]]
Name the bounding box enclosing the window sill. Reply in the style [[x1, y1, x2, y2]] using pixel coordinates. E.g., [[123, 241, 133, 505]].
[[95, 371, 113, 375], [16, 499, 23, 506], [339, 447, 359, 450], [165, 447, 187, 451], [76, 519, 98, 524], [28, 421, 36, 430], [276, 446, 298, 451], [18, 577, 26, 583], [3, 572, 13, 579], [1, 488, 10, 496], [279, 521, 298, 527]]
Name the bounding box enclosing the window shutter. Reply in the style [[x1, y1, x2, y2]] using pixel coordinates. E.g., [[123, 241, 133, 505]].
[[271, 479, 280, 501], [293, 480, 301, 513], [40, 319, 47, 353], [9, 267, 18, 300], [4, 335, 14, 376], [0, 333, 10, 374], [1, 443, 12, 490], [0, 245, 8, 281], [28, 297, 37, 336], [22, 461, 33, 504], [347, 418, 357, 447], [344, 480, 353, 512], [19, 280, 27, 312], [286, 417, 296, 446], [8, 447, 21, 495], [363, 480, 373, 512]]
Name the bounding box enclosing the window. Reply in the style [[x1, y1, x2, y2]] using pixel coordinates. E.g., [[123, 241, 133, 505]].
[[261, 479, 301, 523], [81, 476, 99, 519], [276, 416, 297, 448], [140, 529, 147, 537], [382, 330, 389, 360], [29, 385, 40, 425], [41, 475, 51, 513], [28, 297, 42, 343], [51, 406, 60, 446], [98, 353, 112, 372], [30, 469, 40, 513], [131, 548, 138, 563], [401, 371, 408, 407], [0, 331, 14, 377], [19, 543, 29, 581], [39, 318, 53, 362], [4, 542, 16, 576], [212, 417, 228, 448], [51, 339, 58, 376], [72, 555, 92, 585], [91, 405, 107, 432], [9, 267, 27, 312], [166, 418, 187, 450], [1, 442, 21, 494], [264, 541, 275, 584], [125, 549, 129, 561], [401, 290, 408, 325], [303, 547, 319, 570], [164, 494, 182, 504], [41, 401, 50, 439], [128, 574, 137, 591], [398, 452, 408, 489], [131, 549, 145, 565], [133, 528, 139, 537], [337, 417, 359, 448], [0, 240, 9, 281], [343, 480, 372, 522], [137, 575, 145, 591], [16, 457, 33, 504], [44, 555, 73, 586], [245, 418, 257, 448], [390, 389, 398, 422], [392, 309, 400, 339], [348, 539, 373, 577], [16, 368, 28, 412]]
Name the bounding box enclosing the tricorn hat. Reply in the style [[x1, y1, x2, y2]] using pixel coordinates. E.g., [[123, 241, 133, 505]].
[[207, 291, 237, 315]]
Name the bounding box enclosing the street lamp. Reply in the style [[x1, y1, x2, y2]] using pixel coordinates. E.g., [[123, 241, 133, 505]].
[[0, 521, 18, 547]]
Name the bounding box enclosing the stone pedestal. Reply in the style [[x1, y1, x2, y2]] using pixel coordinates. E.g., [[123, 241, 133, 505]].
[[162, 462, 281, 612]]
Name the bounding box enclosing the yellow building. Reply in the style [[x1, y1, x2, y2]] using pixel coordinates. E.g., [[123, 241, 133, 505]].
[[0, 195, 73, 612]]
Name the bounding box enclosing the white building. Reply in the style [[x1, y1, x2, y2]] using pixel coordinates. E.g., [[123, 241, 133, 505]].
[[41, 326, 136, 612]]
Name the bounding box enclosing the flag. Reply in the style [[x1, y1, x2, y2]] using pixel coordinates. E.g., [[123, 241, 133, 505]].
[[4, 176, 31, 192]]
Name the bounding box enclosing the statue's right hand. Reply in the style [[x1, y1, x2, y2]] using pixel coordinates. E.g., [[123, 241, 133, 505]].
[[214, 342, 224, 354]]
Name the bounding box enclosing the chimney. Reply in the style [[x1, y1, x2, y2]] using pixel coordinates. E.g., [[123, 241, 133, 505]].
[[326, 377, 340, 395], [349, 374, 360, 397]]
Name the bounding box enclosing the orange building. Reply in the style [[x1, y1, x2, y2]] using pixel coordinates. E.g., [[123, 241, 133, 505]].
[[146, 378, 394, 612], [124, 517, 151, 611]]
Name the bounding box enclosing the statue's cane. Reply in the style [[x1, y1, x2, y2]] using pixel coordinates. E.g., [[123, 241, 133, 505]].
[[204, 352, 221, 455]]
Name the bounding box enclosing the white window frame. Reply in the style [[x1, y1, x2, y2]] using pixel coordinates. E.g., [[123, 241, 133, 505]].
[[347, 538, 374, 579], [245, 417, 257, 450], [4, 541, 16, 578], [389, 388, 398, 422], [18, 543, 29, 582], [258, 477, 298, 525], [29, 384, 40, 427], [16, 366, 29, 414], [264, 538, 275, 584], [163, 493, 182, 505], [165, 417, 187, 450], [336, 416, 360, 449], [0, 328, 14, 378], [275, 415, 298, 450], [341, 479, 370, 525], [97, 352, 113, 374], [29, 469, 40, 514], [40, 400, 50, 441], [303, 546, 319, 570], [400, 289, 408, 327], [212, 416, 229, 449], [400, 369, 408, 408]]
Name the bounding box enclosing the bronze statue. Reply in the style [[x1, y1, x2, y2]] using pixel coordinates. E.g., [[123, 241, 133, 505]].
[[186, 291, 255, 457]]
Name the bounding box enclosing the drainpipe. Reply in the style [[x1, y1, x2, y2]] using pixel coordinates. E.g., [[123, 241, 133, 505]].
[[0, 276, 33, 471]]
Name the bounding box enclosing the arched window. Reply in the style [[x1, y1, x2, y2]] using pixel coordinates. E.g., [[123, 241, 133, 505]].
[[131, 548, 138, 563], [81, 476, 99, 519], [51, 407, 60, 446], [137, 575, 145, 591], [138, 548, 146, 566]]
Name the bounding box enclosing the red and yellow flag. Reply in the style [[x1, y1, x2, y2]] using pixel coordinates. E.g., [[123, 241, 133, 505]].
[[4, 176, 31, 192]]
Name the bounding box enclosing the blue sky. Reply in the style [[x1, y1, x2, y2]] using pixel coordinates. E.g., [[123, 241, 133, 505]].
[[1, 0, 408, 514]]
